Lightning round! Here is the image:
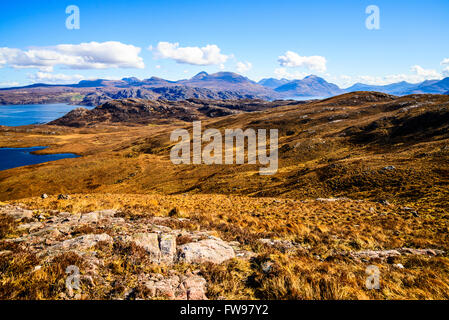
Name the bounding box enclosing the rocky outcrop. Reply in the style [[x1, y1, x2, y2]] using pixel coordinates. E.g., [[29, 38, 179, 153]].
[[0, 204, 33, 221], [48, 233, 112, 253], [139, 272, 207, 300], [123, 233, 161, 259], [177, 239, 235, 264], [49, 98, 300, 127], [0, 204, 243, 300]]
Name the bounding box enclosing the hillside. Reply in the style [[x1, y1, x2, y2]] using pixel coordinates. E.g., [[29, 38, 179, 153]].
[[1, 91, 448, 205], [0, 82, 261, 107], [48, 98, 301, 127], [1, 92, 449, 300], [258, 78, 290, 89]]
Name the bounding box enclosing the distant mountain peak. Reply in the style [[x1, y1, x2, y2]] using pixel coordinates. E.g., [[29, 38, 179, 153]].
[[304, 74, 320, 79], [303, 75, 327, 83], [211, 72, 250, 81], [344, 76, 449, 95], [122, 77, 140, 83], [192, 71, 209, 80], [274, 75, 342, 97], [213, 71, 240, 76], [147, 76, 166, 81], [76, 79, 107, 87], [258, 78, 290, 89], [186, 71, 253, 85], [2, 72, 448, 103]]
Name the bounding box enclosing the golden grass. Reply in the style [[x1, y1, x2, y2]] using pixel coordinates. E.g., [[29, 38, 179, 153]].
[[0, 192, 446, 299], [0, 93, 448, 299]]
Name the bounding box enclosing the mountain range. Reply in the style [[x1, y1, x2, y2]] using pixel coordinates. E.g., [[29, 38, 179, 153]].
[[345, 77, 449, 95], [270, 75, 343, 97], [1, 71, 448, 106]]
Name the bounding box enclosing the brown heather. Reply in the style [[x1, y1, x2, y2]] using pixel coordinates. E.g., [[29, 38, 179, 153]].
[[0, 92, 448, 299]]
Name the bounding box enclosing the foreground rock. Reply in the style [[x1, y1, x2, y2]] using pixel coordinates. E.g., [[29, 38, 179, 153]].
[[0, 204, 244, 300], [48, 233, 113, 253], [139, 272, 207, 300], [0, 204, 33, 221], [177, 239, 235, 264], [6, 208, 238, 267]]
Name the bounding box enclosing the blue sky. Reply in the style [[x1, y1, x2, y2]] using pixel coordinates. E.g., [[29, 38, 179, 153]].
[[0, 0, 448, 88]]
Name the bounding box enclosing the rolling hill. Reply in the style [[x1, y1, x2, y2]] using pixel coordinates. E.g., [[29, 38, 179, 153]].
[[1, 72, 449, 107]]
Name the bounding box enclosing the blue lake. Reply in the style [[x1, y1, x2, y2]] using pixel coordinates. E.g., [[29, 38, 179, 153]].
[[0, 104, 93, 126], [0, 147, 79, 171]]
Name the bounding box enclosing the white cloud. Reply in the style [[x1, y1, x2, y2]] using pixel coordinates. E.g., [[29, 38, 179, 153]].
[[278, 51, 327, 72], [443, 67, 449, 77], [155, 65, 161, 69], [0, 41, 144, 71], [28, 72, 85, 84], [236, 61, 252, 73], [334, 65, 444, 87], [410, 65, 441, 79], [151, 42, 230, 66], [274, 67, 308, 80], [441, 59, 449, 77], [0, 81, 20, 88]]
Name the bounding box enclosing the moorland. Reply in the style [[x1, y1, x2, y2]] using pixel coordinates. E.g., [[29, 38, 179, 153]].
[[0, 91, 448, 300]]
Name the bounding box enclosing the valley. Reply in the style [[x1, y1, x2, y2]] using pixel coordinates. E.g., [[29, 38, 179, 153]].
[[0, 92, 448, 299]]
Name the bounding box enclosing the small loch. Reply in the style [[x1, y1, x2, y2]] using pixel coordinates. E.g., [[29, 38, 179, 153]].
[[0, 146, 79, 171]]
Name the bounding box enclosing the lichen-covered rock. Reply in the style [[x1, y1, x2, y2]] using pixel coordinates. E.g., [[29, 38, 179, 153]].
[[52, 233, 113, 251], [1, 205, 33, 220], [16, 222, 43, 232], [183, 274, 207, 300], [0, 204, 255, 300], [79, 212, 99, 224], [127, 233, 161, 260], [30, 226, 62, 238], [177, 239, 235, 264], [142, 273, 207, 300], [349, 249, 401, 260]]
